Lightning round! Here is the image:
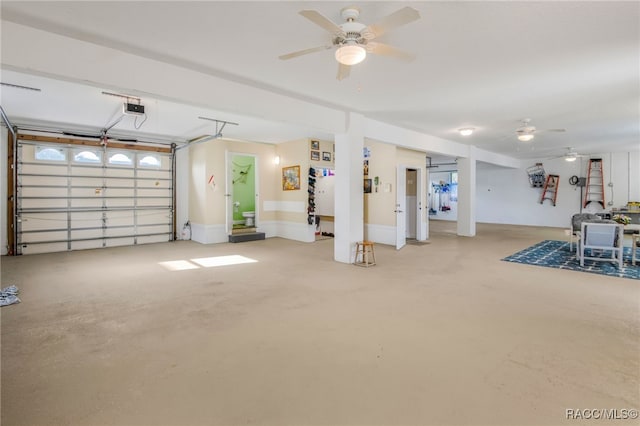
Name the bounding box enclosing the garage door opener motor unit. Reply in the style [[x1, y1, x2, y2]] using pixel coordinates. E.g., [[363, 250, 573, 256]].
[[123, 102, 145, 115]]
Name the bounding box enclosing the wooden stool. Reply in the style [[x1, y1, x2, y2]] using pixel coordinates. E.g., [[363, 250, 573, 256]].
[[354, 241, 376, 267]]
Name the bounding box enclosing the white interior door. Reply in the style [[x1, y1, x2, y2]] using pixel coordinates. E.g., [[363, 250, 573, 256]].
[[396, 166, 407, 250]]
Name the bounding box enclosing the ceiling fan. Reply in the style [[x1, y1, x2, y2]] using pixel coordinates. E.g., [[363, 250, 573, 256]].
[[516, 118, 566, 142], [279, 6, 420, 80], [550, 147, 588, 162]]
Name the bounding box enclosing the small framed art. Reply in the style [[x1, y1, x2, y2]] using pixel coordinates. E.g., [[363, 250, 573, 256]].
[[282, 165, 301, 191]]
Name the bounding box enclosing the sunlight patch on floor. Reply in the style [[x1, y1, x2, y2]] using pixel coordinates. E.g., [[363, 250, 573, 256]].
[[159, 255, 258, 271]]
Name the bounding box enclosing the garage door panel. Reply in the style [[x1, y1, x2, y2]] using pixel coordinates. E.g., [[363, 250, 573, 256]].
[[105, 178, 134, 187], [139, 225, 171, 235], [71, 167, 102, 177], [138, 235, 170, 245], [137, 198, 171, 207], [104, 227, 136, 237], [21, 230, 68, 243], [138, 181, 171, 190], [70, 187, 105, 197], [106, 237, 135, 247], [21, 176, 68, 187], [106, 213, 134, 227], [22, 242, 69, 255], [21, 213, 68, 231], [21, 198, 68, 209], [106, 168, 135, 178], [138, 211, 170, 225], [20, 164, 68, 175], [21, 187, 68, 198], [71, 229, 103, 240], [106, 188, 135, 197], [71, 240, 103, 251], [137, 188, 171, 197], [17, 140, 174, 254], [70, 199, 103, 209], [70, 212, 103, 227], [105, 199, 135, 208], [137, 169, 170, 179]]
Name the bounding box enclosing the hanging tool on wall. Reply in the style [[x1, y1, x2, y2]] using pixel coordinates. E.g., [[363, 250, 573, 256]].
[[540, 174, 560, 206]]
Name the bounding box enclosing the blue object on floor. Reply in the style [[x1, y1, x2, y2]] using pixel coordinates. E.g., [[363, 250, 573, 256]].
[[0, 285, 20, 307], [502, 240, 639, 280]]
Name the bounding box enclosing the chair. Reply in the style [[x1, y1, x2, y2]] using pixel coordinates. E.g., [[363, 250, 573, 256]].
[[570, 213, 600, 252], [578, 222, 623, 268], [632, 233, 640, 266]]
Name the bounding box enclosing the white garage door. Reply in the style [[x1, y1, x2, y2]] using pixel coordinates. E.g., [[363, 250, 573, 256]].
[[16, 137, 174, 254]]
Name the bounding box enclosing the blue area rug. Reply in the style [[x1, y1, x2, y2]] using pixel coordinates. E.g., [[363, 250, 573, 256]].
[[502, 240, 639, 280]]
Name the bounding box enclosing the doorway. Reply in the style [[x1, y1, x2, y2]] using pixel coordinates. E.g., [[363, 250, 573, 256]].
[[226, 152, 257, 235], [396, 166, 423, 250]]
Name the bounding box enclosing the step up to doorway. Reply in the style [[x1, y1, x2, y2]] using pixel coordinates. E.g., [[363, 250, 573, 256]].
[[231, 226, 257, 235], [228, 232, 265, 243]]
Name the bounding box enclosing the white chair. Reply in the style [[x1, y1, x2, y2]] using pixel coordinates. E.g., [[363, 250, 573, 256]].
[[570, 213, 600, 252], [578, 222, 623, 268]]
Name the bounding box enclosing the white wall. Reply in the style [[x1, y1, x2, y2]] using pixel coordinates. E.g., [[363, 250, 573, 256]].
[[477, 152, 640, 228], [1, 127, 7, 256]]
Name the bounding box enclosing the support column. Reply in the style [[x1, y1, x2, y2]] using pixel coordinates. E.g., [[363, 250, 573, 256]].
[[457, 151, 476, 237], [334, 112, 364, 263]]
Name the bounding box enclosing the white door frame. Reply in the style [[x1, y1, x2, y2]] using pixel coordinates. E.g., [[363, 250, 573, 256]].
[[414, 167, 424, 241], [397, 166, 425, 248], [225, 151, 259, 235], [396, 165, 407, 250]]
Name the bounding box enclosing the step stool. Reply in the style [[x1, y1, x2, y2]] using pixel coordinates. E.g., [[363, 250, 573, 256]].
[[354, 241, 376, 267]]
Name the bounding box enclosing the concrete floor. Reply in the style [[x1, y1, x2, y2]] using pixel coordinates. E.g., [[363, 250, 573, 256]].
[[1, 222, 639, 425]]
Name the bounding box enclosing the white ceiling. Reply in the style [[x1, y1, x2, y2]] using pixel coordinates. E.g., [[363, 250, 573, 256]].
[[1, 1, 638, 159]]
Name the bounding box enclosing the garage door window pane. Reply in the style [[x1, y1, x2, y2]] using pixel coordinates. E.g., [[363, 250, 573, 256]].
[[35, 147, 66, 162], [74, 150, 102, 164], [138, 154, 161, 168], [108, 152, 133, 166]]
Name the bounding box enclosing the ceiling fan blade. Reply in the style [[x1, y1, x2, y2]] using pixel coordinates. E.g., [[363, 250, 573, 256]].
[[367, 42, 415, 62], [363, 7, 420, 40], [279, 45, 333, 60], [543, 128, 567, 133], [299, 10, 345, 36], [336, 63, 351, 81]]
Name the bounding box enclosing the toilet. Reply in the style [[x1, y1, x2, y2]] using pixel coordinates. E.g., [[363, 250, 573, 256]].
[[242, 211, 255, 227]]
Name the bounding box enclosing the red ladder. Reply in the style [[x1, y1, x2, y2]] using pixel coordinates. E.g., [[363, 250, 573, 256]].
[[583, 158, 605, 208], [540, 174, 559, 206]]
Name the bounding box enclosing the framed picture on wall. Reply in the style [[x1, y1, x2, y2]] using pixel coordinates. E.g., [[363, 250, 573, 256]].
[[310, 140, 320, 150], [282, 165, 301, 191], [311, 151, 320, 161], [364, 178, 372, 193], [322, 152, 331, 161]]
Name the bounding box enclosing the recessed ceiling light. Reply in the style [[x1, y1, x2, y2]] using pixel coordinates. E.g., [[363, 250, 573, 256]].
[[459, 128, 474, 136], [518, 134, 534, 142]]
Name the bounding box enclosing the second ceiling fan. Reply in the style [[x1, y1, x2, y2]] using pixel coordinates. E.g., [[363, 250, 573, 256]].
[[516, 118, 566, 142], [279, 6, 420, 80]]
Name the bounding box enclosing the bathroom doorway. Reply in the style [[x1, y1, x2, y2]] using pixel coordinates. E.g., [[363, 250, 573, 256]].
[[226, 152, 257, 235]]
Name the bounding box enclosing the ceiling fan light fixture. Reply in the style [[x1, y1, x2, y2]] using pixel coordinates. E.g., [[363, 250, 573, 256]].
[[459, 127, 474, 136], [335, 43, 366, 65], [517, 133, 534, 142], [565, 156, 577, 162]]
